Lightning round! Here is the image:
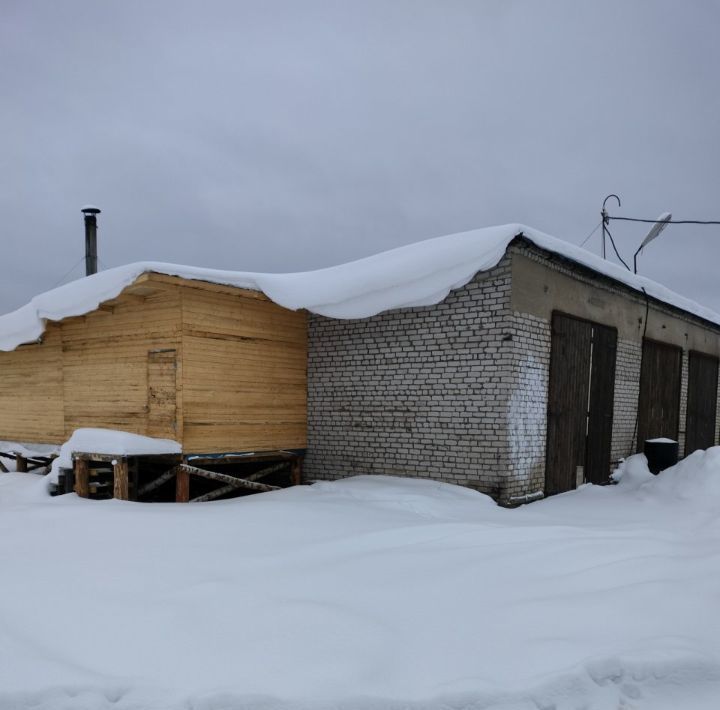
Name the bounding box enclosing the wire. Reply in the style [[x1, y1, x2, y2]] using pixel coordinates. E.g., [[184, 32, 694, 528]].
[[49, 256, 86, 290], [604, 225, 631, 271], [609, 216, 720, 225], [578, 221, 602, 247]]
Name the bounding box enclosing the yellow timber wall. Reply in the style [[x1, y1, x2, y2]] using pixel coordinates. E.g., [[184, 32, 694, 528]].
[[0, 274, 307, 453], [0, 324, 64, 442], [181, 283, 307, 453]]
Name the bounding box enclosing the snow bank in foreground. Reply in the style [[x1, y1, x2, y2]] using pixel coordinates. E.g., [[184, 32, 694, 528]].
[[2, 457, 720, 709], [613, 448, 720, 507], [1, 223, 719, 350]]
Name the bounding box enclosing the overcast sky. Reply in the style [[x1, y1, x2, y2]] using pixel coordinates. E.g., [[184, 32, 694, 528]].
[[1, 1, 719, 313]]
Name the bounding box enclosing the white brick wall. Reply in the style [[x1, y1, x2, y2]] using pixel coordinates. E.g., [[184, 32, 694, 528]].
[[505, 312, 550, 498], [610, 338, 642, 464], [306, 255, 521, 501], [678, 349, 689, 455]]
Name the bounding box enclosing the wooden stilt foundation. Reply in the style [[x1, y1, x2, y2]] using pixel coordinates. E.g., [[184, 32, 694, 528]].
[[113, 459, 129, 500], [176, 466, 190, 503], [291, 457, 302, 486], [74, 458, 89, 498], [67, 450, 304, 503]]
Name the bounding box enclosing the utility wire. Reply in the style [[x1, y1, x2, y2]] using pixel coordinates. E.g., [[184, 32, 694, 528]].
[[609, 216, 720, 226], [578, 221, 602, 247], [604, 225, 631, 271], [49, 256, 86, 290]]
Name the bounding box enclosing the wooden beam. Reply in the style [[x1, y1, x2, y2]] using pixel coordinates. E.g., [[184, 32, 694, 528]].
[[138, 468, 178, 496], [290, 457, 302, 486], [73, 452, 124, 463], [178, 463, 280, 492], [74, 458, 89, 498], [113, 459, 129, 500], [0, 452, 55, 466], [244, 462, 288, 482], [0, 458, 8, 473], [190, 484, 237, 503], [142, 272, 269, 301], [15, 455, 27, 473], [176, 466, 190, 503], [186, 451, 298, 466]]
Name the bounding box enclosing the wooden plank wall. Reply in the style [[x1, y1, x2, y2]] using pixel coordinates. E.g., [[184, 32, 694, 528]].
[[0, 277, 306, 453], [61, 289, 181, 438], [180, 286, 307, 453], [0, 324, 65, 443]]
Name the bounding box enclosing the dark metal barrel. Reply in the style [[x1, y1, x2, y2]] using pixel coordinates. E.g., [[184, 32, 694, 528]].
[[643, 438, 679, 474]]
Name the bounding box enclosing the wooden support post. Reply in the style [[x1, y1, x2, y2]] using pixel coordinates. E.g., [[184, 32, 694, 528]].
[[290, 457, 302, 486], [176, 466, 190, 503], [15, 455, 27, 473], [113, 459, 129, 500], [74, 458, 89, 498]]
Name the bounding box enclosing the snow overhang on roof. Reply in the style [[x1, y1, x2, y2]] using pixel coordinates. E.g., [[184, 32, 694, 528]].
[[0, 223, 718, 352]]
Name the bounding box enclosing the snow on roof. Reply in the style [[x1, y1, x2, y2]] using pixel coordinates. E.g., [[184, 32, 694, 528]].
[[1, 223, 718, 351]]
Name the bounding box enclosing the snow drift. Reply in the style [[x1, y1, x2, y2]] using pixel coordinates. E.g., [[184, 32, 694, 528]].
[[2, 452, 720, 709], [1, 223, 719, 351]]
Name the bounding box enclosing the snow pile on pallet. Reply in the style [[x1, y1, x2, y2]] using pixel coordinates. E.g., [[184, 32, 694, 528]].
[[2, 453, 720, 709], [52, 428, 180, 469], [2, 223, 720, 350]]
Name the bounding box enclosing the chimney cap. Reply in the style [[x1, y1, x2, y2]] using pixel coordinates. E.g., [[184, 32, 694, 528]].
[[81, 205, 101, 215]]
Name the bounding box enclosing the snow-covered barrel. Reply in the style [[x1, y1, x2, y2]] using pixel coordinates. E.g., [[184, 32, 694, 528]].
[[644, 438, 679, 474]]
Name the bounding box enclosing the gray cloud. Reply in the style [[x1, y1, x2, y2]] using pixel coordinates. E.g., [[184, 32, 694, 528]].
[[1, 0, 719, 313]]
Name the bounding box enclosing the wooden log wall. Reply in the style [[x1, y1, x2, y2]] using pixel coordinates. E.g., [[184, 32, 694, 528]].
[[0, 325, 64, 443], [0, 273, 307, 454], [180, 285, 307, 452], [61, 287, 182, 439]]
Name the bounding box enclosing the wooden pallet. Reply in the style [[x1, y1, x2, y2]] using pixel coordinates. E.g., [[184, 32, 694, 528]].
[[72, 450, 303, 502]]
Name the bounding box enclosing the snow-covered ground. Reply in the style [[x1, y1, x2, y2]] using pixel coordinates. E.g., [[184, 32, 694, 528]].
[[1, 454, 720, 709]]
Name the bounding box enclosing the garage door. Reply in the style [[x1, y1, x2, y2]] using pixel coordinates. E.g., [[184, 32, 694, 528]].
[[545, 313, 617, 496], [636, 339, 682, 450], [685, 351, 718, 455]]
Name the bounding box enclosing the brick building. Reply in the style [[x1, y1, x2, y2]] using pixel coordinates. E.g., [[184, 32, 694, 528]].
[[304, 233, 720, 504]]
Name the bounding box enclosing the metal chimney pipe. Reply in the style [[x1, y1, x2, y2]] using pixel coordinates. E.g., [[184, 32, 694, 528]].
[[81, 205, 101, 276]]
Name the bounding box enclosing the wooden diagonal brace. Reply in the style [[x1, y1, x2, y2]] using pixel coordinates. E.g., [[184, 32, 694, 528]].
[[190, 483, 237, 503], [138, 467, 179, 496], [178, 463, 280, 492], [244, 462, 288, 482]]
